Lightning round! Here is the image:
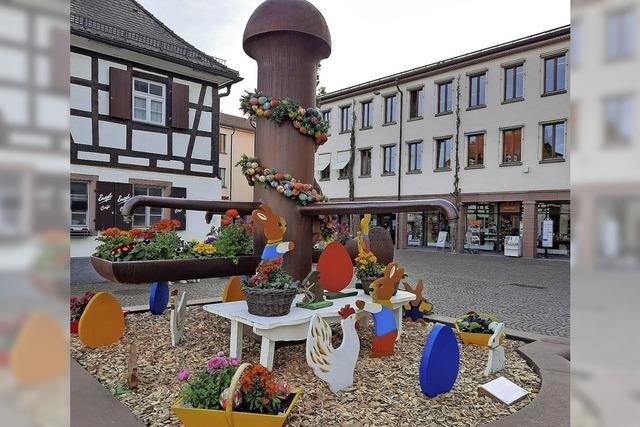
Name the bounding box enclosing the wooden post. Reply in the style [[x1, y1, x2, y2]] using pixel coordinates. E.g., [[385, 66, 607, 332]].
[[243, 0, 331, 280]]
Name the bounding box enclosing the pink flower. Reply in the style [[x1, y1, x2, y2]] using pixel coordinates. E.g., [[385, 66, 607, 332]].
[[276, 381, 290, 397], [217, 351, 225, 357], [229, 357, 240, 367], [207, 356, 228, 372], [176, 368, 191, 381]]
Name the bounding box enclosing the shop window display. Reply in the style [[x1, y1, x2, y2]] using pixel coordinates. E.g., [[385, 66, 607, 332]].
[[465, 204, 498, 251], [537, 202, 570, 256]]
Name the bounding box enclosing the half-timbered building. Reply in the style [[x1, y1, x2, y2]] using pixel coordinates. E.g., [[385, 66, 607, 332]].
[[69, 0, 242, 282]]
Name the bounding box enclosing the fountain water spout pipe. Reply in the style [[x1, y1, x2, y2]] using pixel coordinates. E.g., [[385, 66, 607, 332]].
[[120, 195, 260, 223]]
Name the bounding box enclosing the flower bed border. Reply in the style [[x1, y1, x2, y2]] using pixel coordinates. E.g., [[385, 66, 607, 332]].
[[90, 255, 261, 284]]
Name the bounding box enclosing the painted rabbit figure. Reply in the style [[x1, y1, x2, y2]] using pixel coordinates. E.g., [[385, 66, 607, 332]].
[[402, 280, 434, 322], [251, 204, 295, 262], [355, 262, 404, 357]]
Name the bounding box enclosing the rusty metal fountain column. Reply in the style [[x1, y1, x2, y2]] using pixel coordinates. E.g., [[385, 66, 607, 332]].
[[243, 0, 331, 280]]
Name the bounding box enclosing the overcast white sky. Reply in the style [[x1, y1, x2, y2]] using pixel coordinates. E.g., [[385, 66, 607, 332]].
[[138, 0, 570, 114]]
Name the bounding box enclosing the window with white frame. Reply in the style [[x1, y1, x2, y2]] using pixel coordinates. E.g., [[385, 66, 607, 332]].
[[71, 180, 89, 229], [133, 78, 166, 125], [335, 150, 351, 179], [384, 95, 396, 124], [132, 185, 163, 227], [316, 153, 331, 180], [382, 144, 397, 174], [604, 95, 634, 144], [340, 105, 352, 132], [607, 9, 635, 59], [407, 141, 423, 172]]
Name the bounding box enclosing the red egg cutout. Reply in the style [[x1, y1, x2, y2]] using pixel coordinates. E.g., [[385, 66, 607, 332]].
[[317, 241, 353, 292]]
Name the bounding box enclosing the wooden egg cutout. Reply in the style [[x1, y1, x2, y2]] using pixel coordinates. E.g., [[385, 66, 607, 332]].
[[149, 281, 170, 315], [78, 291, 125, 349], [419, 323, 460, 398], [317, 241, 354, 292], [369, 227, 394, 265], [9, 313, 67, 385]]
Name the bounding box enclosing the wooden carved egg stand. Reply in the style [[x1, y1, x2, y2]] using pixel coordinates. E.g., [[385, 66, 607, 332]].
[[107, 0, 459, 286]]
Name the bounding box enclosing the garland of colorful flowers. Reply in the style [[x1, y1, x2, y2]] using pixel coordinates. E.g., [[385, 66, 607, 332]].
[[237, 154, 328, 206], [239, 89, 329, 145]]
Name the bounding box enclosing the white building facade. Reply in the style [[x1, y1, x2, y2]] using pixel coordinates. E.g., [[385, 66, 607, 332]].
[[316, 26, 570, 258], [69, 0, 242, 282]]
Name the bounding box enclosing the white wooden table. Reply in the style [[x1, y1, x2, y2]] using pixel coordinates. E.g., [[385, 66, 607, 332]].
[[203, 289, 414, 370]]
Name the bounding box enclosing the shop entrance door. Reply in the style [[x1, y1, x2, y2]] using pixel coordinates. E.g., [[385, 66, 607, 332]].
[[374, 214, 396, 244], [498, 202, 522, 252]]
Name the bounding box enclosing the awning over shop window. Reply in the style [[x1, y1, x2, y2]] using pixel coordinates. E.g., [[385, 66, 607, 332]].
[[314, 153, 331, 171], [333, 150, 350, 170]]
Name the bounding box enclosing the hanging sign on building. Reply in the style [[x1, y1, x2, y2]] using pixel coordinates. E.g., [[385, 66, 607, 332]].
[[500, 201, 521, 213], [436, 231, 448, 248], [542, 219, 554, 248]]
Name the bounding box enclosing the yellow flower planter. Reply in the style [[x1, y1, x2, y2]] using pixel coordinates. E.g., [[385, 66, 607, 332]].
[[454, 314, 505, 347], [171, 363, 302, 427]]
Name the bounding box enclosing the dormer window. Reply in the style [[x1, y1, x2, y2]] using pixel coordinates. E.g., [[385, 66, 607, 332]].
[[132, 78, 166, 125]]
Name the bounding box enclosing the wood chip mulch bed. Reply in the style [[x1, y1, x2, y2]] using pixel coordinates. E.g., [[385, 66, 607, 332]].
[[71, 307, 541, 427]]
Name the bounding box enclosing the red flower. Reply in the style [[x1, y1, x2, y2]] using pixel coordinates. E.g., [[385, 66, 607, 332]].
[[128, 228, 144, 238], [221, 217, 232, 226], [102, 227, 123, 237], [225, 209, 239, 217]]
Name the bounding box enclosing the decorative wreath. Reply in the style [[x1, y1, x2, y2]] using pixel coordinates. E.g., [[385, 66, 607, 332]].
[[237, 154, 328, 206], [239, 90, 329, 145]]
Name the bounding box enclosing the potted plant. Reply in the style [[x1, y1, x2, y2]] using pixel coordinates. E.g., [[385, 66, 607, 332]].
[[70, 291, 96, 334], [354, 251, 384, 295], [172, 353, 301, 427], [455, 311, 505, 347], [90, 214, 261, 284], [242, 258, 298, 317]]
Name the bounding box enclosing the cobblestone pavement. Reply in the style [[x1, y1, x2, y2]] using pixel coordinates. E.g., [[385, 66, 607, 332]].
[[72, 249, 569, 337]]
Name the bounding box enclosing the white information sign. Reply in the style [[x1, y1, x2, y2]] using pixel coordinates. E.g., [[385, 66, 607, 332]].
[[542, 219, 554, 248], [436, 231, 448, 248], [478, 376, 529, 405]]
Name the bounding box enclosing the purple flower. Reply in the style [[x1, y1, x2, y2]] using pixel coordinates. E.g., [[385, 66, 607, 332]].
[[176, 368, 191, 381], [207, 356, 228, 372], [217, 351, 225, 357], [228, 357, 240, 367], [205, 235, 216, 244]]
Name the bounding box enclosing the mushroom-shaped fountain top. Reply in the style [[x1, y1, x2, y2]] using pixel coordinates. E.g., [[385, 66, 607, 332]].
[[243, 0, 332, 59]]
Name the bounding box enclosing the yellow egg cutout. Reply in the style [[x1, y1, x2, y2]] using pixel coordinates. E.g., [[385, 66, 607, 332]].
[[9, 313, 68, 385], [78, 292, 125, 349]]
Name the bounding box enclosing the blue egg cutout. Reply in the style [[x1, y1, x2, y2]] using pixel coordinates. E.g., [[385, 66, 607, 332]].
[[149, 281, 170, 315], [419, 323, 460, 398]]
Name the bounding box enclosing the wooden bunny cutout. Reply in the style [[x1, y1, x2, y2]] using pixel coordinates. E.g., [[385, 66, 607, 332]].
[[355, 262, 404, 357], [484, 322, 506, 376], [251, 204, 295, 262], [402, 280, 433, 322]]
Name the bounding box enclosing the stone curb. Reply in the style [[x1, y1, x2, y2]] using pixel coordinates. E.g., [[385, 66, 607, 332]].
[[71, 359, 145, 427]]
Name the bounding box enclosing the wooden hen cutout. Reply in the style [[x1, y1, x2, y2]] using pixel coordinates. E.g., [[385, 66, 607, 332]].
[[306, 305, 360, 393]]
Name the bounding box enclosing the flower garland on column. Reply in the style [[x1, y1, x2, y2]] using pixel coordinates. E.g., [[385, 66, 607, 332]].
[[239, 90, 329, 145], [237, 154, 328, 206]]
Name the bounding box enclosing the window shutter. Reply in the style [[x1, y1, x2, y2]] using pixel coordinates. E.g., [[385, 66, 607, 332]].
[[109, 68, 132, 119], [95, 181, 116, 231], [171, 82, 190, 129], [170, 186, 187, 230], [114, 183, 133, 230]]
